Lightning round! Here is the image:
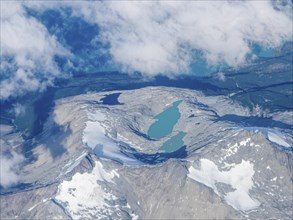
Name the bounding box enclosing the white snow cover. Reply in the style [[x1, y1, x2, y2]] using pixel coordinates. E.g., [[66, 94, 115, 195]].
[[82, 111, 106, 149], [267, 131, 291, 148], [188, 159, 260, 211], [220, 138, 251, 162], [55, 161, 118, 219], [240, 138, 251, 146], [83, 110, 139, 164]]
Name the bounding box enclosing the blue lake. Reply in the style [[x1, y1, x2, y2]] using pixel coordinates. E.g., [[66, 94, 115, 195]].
[[251, 44, 275, 58], [147, 100, 182, 139], [159, 132, 186, 153], [190, 58, 218, 76], [100, 93, 122, 105], [257, 47, 274, 58]]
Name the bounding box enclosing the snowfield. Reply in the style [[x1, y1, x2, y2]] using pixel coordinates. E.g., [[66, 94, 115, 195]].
[[267, 131, 291, 148], [55, 161, 119, 219], [188, 159, 260, 211]]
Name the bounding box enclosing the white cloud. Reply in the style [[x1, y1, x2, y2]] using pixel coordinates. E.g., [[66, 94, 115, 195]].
[[214, 72, 226, 81], [68, 1, 292, 76], [0, 124, 14, 136], [0, 124, 25, 189], [1, 1, 292, 100], [0, 1, 70, 100], [12, 103, 26, 117], [0, 151, 25, 188]]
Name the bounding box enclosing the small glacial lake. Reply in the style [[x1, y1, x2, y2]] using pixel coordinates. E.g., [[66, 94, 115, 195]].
[[159, 132, 186, 153], [100, 93, 122, 105], [147, 100, 182, 139]]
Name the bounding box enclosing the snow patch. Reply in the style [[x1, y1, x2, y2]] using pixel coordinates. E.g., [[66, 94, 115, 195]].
[[28, 198, 50, 212], [267, 131, 291, 148], [130, 212, 139, 220], [188, 159, 260, 211], [55, 161, 118, 219], [220, 142, 239, 161], [83, 111, 106, 149], [240, 138, 251, 146], [83, 110, 140, 165], [117, 133, 142, 150], [126, 203, 139, 220]]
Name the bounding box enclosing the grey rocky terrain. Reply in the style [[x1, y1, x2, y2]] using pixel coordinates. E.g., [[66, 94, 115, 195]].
[[1, 87, 292, 219]]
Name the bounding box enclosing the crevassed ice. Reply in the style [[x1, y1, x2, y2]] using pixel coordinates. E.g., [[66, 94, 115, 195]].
[[188, 158, 260, 211]]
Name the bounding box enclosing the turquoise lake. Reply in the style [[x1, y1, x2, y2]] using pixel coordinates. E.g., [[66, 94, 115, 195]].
[[258, 47, 274, 57], [159, 132, 186, 153], [147, 100, 182, 139]]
